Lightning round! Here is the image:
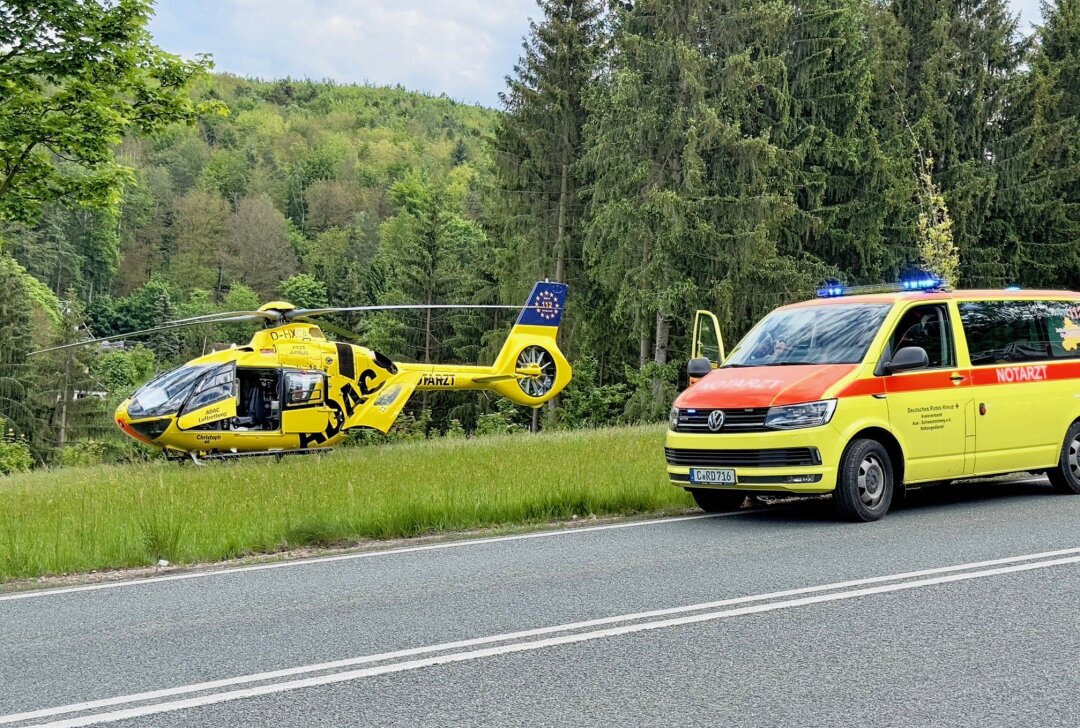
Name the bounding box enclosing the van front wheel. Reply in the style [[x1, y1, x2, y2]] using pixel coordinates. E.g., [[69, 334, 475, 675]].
[[1048, 422, 1080, 494], [688, 489, 747, 513], [834, 439, 894, 522]]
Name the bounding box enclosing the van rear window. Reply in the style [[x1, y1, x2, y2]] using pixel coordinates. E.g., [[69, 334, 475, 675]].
[[959, 300, 1080, 365]]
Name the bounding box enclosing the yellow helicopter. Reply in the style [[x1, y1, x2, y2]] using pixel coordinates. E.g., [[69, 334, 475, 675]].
[[38, 282, 571, 462]]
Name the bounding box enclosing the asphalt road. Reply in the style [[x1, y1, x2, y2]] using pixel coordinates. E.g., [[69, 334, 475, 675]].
[[2, 475, 1079, 727]]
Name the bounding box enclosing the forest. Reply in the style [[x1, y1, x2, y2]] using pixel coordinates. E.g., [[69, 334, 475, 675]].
[[0, 0, 1078, 470]]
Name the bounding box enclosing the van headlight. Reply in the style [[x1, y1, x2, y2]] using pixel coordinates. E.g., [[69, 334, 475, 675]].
[[669, 407, 680, 430], [765, 400, 837, 429]]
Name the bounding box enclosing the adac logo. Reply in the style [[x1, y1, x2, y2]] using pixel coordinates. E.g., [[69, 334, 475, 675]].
[[534, 290, 560, 321], [707, 409, 725, 432]]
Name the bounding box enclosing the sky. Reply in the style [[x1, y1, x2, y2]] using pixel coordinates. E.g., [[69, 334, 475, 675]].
[[148, 0, 1046, 110]]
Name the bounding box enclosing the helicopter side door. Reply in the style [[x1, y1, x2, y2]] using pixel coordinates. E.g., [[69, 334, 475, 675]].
[[280, 370, 332, 434], [177, 363, 238, 430]]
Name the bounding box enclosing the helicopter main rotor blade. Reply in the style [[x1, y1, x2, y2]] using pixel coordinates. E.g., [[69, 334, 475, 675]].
[[160, 310, 282, 326], [289, 304, 560, 318], [29, 314, 273, 356]]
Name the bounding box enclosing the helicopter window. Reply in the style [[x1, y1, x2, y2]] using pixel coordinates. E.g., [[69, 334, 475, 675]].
[[285, 371, 325, 407], [181, 364, 236, 414], [129, 365, 212, 419]]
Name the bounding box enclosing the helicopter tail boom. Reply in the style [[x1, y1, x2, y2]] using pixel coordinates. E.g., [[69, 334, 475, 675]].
[[407, 281, 571, 406], [341, 283, 571, 433]]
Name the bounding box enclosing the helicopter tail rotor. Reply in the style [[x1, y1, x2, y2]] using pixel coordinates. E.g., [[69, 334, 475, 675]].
[[485, 281, 572, 407]]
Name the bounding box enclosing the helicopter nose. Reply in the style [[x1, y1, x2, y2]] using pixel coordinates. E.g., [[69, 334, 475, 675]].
[[114, 401, 144, 443]]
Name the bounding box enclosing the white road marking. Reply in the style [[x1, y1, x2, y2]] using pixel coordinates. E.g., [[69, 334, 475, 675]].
[[23, 553, 1080, 727], [0, 511, 760, 603], [4, 542, 1077, 727]]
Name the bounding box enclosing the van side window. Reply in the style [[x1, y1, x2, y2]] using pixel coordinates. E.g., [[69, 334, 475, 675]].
[[960, 300, 1080, 364], [889, 304, 954, 369]]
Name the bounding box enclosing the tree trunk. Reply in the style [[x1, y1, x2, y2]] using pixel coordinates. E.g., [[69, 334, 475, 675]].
[[555, 162, 568, 284], [58, 353, 71, 449], [654, 313, 670, 366], [651, 312, 670, 402], [639, 321, 652, 368]]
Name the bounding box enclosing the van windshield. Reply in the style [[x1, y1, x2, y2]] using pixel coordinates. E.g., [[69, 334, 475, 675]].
[[724, 303, 891, 367]]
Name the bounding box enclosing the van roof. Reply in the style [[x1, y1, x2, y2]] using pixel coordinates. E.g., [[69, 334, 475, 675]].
[[785, 289, 1080, 309]]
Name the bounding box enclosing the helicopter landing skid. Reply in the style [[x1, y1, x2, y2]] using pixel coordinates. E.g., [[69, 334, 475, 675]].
[[186, 448, 332, 466]]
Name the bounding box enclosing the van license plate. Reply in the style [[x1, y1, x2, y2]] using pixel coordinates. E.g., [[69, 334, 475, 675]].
[[689, 468, 736, 485]]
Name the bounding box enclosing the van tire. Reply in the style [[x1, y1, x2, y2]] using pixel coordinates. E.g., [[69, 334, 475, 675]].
[[688, 489, 747, 513], [1048, 422, 1080, 494], [834, 439, 894, 522]]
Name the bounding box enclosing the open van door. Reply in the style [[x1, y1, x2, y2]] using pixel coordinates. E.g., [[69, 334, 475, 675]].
[[177, 363, 238, 430], [689, 310, 725, 385]]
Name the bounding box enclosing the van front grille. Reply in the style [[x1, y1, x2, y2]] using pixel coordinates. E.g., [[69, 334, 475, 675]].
[[673, 408, 771, 433], [664, 447, 821, 468]]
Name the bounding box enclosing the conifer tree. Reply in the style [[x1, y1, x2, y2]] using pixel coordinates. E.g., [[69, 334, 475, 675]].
[[987, 0, 1080, 287], [890, 0, 1023, 283], [492, 0, 605, 301], [780, 0, 890, 280], [584, 0, 800, 380]]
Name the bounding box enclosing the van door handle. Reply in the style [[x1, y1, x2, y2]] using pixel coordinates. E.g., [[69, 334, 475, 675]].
[[950, 374, 966, 384]]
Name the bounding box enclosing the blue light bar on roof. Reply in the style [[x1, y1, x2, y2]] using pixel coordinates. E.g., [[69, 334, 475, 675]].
[[900, 272, 944, 291], [816, 272, 948, 298], [816, 279, 847, 298]]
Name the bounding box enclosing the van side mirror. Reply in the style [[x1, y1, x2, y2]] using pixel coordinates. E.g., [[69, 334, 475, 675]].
[[687, 357, 713, 380], [886, 346, 929, 374]]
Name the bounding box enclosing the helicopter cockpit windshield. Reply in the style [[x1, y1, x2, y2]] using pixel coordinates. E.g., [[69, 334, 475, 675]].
[[128, 365, 212, 419]]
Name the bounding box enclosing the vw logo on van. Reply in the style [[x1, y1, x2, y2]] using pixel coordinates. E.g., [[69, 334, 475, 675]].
[[707, 410, 725, 432]]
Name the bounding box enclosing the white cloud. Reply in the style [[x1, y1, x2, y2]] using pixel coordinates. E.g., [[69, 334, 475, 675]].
[[150, 0, 538, 106]]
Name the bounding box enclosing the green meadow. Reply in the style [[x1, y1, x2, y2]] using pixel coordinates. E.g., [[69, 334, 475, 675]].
[[0, 426, 692, 583]]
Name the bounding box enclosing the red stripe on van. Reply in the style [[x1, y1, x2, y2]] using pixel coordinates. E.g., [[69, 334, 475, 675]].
[[836, 359, 1080, 399], [968, 360, 1080, 386]]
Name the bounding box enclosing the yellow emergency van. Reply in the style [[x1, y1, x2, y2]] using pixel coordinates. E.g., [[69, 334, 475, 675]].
[[667, 279, 1080, 521]]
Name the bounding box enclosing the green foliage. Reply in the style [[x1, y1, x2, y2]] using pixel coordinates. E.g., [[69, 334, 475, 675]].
[[622, 362, 680, 425], [916, 160, 960, 281], [475, 399, 526, 437], [552, 356, 629, 429], [279, 274, 329, 309], [92, 345, 156, 409], [492, 0, 605, 311], [0, 256, 41, 445], [57, 439, 145, 467], [0, 433, 33, 475], [0, 0, 222, 222]]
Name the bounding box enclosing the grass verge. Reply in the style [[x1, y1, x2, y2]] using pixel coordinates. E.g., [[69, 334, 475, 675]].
[[0, 425, 689, 582]]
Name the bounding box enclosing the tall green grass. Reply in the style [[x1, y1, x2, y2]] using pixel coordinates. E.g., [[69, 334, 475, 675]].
[[0, 425, 690, 582]]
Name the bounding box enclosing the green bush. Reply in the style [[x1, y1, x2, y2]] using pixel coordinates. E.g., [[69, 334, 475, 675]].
[[0, 437, 33, 475], [475, 399, 525, 436], [552, 355, 629, 429], [57, 439, 148, 467], [445, 418, 466, 438]]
